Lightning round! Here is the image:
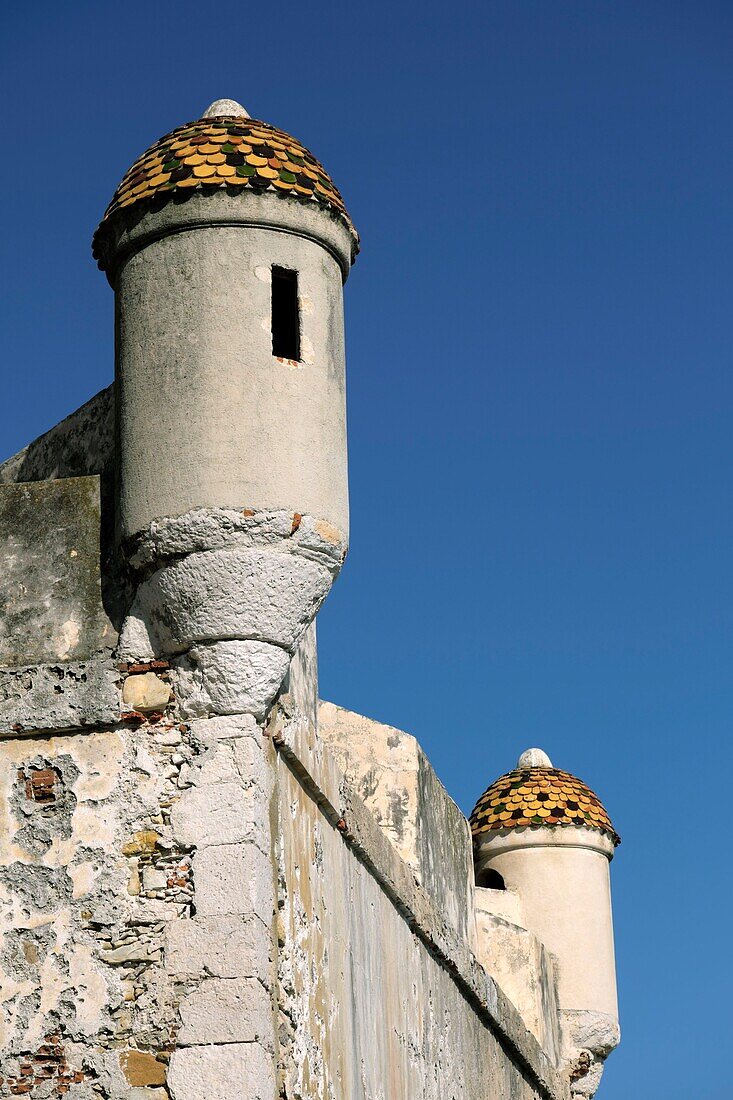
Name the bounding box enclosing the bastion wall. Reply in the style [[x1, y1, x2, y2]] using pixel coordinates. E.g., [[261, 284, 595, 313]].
[[0, 431, 570, 1099]]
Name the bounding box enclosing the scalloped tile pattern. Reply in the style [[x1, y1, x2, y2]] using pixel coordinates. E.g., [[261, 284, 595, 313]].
[[470, 767, 620, 846], [93, 115, 356, 267]]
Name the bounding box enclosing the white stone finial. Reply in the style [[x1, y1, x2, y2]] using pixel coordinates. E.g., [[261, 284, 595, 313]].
[[516, 747, 553, 769], [202, 99, 250, 119]]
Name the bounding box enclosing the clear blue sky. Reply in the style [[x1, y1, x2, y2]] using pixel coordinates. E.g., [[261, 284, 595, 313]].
[[1, 3, 730, 1096]]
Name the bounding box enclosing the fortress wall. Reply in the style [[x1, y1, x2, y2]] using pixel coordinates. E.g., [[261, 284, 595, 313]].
[[0, 701, 279, 1100], [272, 705, 569, 1100], [317, 701, 476, 946], [0, 477, 117, 672], [0, 470, 570, 1100]]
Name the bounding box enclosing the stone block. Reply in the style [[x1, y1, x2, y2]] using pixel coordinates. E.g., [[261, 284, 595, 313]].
[[193, 842, 273, 921], [122, 672, 172, 712], [177, 977, 271, 1045], [171, 781, 266, 850], [187, 712, 259, 742], [165, 915, 269, 981], [120, 1049, 167, 1087], [134, 546, 331, 651], [173, 640, 290, 720], [167, 1043, 275, 1100], [190, 733, 271, 794], [0, 660, 119, 736]]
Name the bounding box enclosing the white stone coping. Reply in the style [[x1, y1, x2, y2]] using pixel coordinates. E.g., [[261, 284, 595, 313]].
[[101, 189, 357, 284], [475, 825, 616, 861], [271, 711, 571, 1100]]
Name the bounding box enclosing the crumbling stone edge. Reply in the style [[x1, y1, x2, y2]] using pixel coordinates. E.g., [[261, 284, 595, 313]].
[[270, 707, 571, 1100]]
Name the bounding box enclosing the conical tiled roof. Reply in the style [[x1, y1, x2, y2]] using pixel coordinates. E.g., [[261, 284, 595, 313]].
[[470, 764, 619, 847], [93, 112, 357, 271]]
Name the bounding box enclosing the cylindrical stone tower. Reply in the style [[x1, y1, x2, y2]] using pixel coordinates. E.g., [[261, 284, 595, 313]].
[[93, 99, 359, 718], [93, 98, 358, 547], [470, 748, 620, 1095]]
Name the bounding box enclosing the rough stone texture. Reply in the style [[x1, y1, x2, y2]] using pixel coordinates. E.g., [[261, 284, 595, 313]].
[[0, 725, 171, 1088], [0, 660, 120, 736], [129, 545, 332, 654], [318, 700, 476, 944], [167, 1043, 276, 1100], [0, 703, 278, 1100], [561, 1009, 621, 1099], [126, 507, 345, 572], [170, 777, 266, 851], [172, 640, 291, 721], [165, 913, 269, 982], [178, 976, 271, 1045], [474, 894, 562, 1062], [192, 841, 273, 922], [0, 477, 117, 666], [272, 703, 568, 1100], [164, 712, 278, 1099], [0, 386, 114, 485]]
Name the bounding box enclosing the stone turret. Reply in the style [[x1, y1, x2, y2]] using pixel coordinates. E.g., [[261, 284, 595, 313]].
[[470, 750, 621, 1097], [94, 98, 356, 547], [94, 98, 358, 718]]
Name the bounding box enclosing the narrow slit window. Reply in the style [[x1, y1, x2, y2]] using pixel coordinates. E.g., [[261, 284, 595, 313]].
[[271, 266, 300, 360]]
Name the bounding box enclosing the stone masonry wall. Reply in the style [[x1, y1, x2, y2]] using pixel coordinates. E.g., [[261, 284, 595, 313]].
[[271, 697, 569, 1100], [0, 649, 570, 1100], [0, 674, 278, 1100], [0, 460, 570, 1099]]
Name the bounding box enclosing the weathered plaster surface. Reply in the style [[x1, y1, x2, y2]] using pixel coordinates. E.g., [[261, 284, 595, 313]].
[[0, 478, 116, 668], [0, 693, 279, 1099], [115, 213, 350, 541], [318, 701, 476, 944]]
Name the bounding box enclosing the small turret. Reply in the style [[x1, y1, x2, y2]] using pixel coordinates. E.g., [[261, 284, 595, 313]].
[[93, 100, 359, 717], [470, 750, 620, 1096], [93, 98, 358, 547]]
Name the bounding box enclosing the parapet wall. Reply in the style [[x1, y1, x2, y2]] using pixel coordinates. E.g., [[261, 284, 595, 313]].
[[317, 701, 476, 945], [272, 693, 568, 1100]]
